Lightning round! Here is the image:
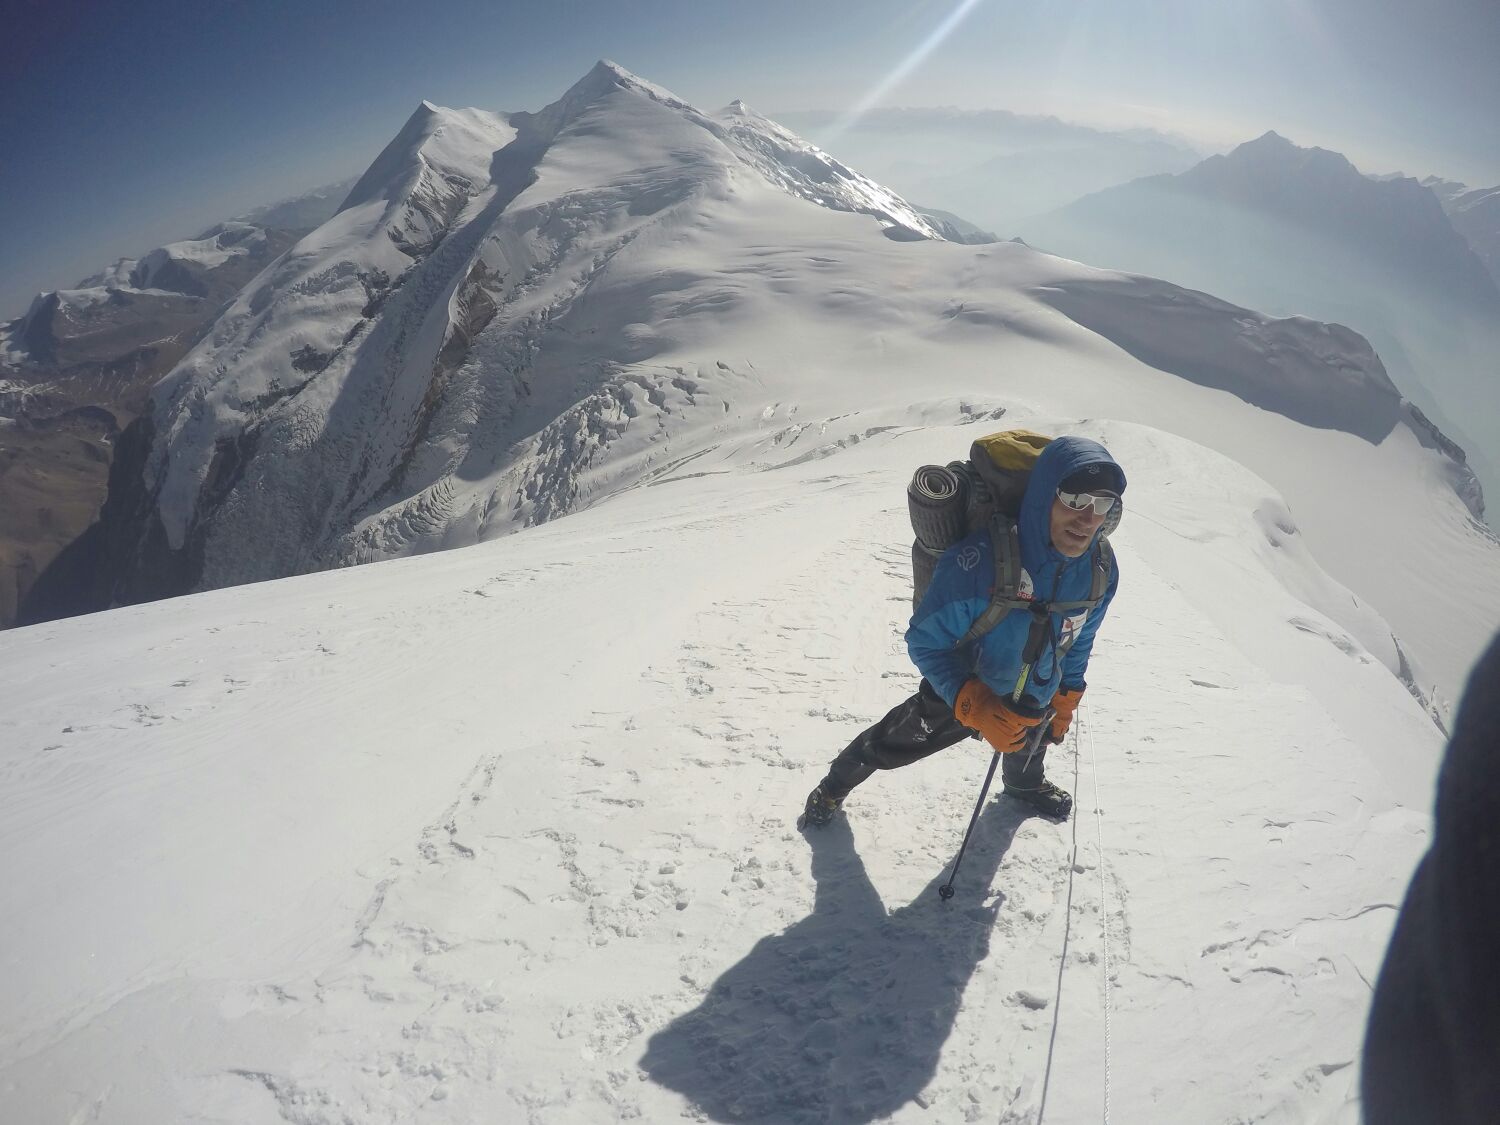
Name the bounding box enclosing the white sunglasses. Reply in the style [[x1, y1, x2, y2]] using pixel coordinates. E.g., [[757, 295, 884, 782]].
[[1056, 488, 1119, 515]]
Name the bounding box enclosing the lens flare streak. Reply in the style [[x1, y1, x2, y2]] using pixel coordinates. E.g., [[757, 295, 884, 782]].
[[828, 0, 988, 138]]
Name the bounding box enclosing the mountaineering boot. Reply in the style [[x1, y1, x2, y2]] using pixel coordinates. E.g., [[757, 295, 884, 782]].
[[1003, 779, 1073, 820], [799, 784, 844, 829]]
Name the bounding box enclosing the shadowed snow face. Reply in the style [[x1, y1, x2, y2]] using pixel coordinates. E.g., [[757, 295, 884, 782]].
[[1049, 493, 1108, 557]]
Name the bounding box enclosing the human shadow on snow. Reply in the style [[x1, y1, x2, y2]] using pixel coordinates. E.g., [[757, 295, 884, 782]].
[[641, 798, 1033, 1123]]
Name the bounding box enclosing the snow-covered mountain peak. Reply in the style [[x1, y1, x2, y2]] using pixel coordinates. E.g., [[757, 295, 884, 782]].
[[129, 222, 268, 292], [718, 97, 771, 124], [494, 62, 941, 240], [75, 257, 139, 290], [508, 59, 703, 145], [580, 58, 688, 107], [340, 101, 511, 212]]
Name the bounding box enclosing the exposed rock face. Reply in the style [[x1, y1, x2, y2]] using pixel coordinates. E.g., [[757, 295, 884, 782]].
[[15, 413, 193, 624], [1, 206, 345, 626]]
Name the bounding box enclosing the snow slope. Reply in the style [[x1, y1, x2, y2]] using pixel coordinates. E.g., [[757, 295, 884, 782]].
[[0, 408, 1440, 1123]]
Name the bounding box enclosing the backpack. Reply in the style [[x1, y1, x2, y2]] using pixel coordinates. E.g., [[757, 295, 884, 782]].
[[907, 429, 1119, 648]]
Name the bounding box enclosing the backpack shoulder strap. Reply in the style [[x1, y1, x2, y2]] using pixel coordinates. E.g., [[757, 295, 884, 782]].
[[1094, 538, 1115, 600], [956, 515, 1031, 648], [1049, 538, 1116, 613]]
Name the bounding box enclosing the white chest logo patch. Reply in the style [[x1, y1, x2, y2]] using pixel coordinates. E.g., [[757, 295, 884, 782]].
[[1017, 568, 1035, 601], [1060, 611, 1089, 649], [957, 546, 982, 572]]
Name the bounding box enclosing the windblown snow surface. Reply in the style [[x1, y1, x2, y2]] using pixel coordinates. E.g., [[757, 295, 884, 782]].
[[4, 62, 1500, 1125]]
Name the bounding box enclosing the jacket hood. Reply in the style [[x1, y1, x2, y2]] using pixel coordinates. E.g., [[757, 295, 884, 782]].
[[1018, 436, 1126, 573]]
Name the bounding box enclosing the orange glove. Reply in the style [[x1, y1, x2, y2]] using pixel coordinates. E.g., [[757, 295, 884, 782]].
[[1047, 687, 1084, 745], [954, 680, 1044, 753]]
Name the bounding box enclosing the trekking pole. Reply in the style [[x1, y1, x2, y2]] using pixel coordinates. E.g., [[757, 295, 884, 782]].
[[939, 606, 1055, 902], [938, 713, 1051, 901]]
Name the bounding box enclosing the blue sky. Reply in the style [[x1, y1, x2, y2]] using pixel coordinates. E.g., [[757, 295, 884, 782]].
[[3, 0, 1498, 315]]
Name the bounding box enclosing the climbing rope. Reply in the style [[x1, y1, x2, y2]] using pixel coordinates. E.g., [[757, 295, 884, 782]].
[[1086, 708, 1115, 1125], [1033, 716, 1080, 1125], [1035, 706, 1116, 1125]]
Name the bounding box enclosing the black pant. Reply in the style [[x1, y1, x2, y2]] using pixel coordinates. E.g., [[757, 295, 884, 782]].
[[820, 679, 1048, 799]]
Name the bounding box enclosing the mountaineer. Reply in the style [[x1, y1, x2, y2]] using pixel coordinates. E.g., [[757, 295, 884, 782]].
[[803, 432, 1126, 826]]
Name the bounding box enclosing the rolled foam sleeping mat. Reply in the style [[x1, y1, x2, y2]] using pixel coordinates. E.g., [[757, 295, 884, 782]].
[[908, 464, 968, 551]]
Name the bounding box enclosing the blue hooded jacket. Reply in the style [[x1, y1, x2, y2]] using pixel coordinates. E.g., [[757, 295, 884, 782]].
[[906, 436, 1125, 710]]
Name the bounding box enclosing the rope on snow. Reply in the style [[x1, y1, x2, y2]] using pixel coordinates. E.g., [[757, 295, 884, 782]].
[[1086, 708, 1115, 1125], [1034, 719, 1081, 1124], [1034, 705, 1117, 1125]]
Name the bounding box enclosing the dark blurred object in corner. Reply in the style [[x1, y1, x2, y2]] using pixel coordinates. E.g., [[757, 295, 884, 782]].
[[1364, 631, 1500, 1123]]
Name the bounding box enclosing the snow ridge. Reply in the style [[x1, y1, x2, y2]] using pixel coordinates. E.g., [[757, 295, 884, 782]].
[[714, 100, 943, 239]]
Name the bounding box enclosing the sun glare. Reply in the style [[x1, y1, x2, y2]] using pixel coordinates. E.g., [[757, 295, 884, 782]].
[[826, 0, 988, 139]]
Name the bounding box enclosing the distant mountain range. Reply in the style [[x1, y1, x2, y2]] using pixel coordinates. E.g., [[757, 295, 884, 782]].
[[775, 107, 1205, 232], [0, 179, 355, 625], [1019, 131, 1500, 510]]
